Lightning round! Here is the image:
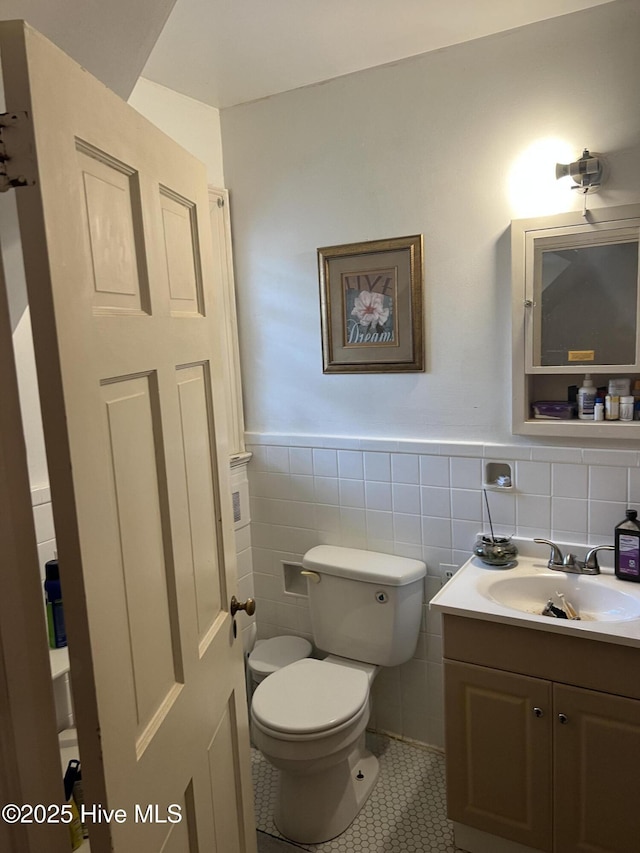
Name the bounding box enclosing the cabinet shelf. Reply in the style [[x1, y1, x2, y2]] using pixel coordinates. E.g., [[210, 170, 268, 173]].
[[511, 204, 640, 440], [518, 418, 640, 438], [517, 372, 640, 436], [513, 368, 640, 436]]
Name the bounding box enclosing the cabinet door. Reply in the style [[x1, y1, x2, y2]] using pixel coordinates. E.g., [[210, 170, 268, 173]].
[[554, 684, 640, 853], [444, 661, 553, 851]]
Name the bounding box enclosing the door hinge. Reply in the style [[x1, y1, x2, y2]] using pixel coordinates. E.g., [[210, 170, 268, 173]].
[[0, 111, 36, 192]]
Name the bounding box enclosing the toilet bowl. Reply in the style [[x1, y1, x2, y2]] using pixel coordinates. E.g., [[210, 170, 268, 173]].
[[251, 656, 379, 843], [250, 546, 426, 845]]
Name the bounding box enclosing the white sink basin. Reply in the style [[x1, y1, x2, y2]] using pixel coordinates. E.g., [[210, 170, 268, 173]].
[[479, 572, 640, 622], [430, 547, 640, 648]]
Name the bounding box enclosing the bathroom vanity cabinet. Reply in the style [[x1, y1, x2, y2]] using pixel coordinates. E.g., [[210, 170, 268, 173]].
[[442, 614, 640, 853], [511, 203, 640, 439]]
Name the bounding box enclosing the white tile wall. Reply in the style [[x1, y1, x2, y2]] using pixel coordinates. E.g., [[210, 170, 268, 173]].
[[245, 433, 640, 749], [364, 451, 391, 482], [30, 441, 640, 750], [391, 454, 420, 485], [552, 463, 588, 498]]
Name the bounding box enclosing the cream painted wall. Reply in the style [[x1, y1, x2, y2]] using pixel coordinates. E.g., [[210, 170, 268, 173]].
[[220, 0, 640, 445], [129, 76, 225, 186]]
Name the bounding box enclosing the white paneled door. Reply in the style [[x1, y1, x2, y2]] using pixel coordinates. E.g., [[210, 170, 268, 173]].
[[0, 20, 256, 853]]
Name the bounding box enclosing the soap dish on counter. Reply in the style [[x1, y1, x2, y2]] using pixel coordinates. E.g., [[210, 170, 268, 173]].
[[483, 461, 513, 491]]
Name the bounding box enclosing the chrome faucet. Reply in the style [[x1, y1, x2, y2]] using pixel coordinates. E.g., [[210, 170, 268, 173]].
[[534, 539, 614, 575]]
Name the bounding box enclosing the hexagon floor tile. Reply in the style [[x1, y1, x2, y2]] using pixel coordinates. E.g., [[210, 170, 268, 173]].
[[252, 733, 459, 852]]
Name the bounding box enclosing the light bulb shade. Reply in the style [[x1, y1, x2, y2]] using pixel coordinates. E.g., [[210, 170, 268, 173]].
[[555, 149, 603, 189]]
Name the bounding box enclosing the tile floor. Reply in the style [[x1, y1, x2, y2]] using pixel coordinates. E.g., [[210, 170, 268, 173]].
[[257, 830, 305, 852], [252, 733, 458, 853]]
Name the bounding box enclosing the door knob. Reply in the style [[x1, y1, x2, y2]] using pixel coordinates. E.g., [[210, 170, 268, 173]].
[[230, 595, 256, 617]]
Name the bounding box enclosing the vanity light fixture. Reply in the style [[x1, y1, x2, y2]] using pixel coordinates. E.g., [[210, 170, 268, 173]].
[[555, 148, 605, 216]]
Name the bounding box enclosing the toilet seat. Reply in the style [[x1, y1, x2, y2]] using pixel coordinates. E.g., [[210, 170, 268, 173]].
[[251, 658, 369, 736]]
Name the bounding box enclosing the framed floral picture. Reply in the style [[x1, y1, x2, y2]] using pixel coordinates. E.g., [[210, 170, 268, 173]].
[[317, 234, 424, 373]]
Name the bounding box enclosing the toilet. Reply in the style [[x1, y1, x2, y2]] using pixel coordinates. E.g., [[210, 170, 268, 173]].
[[250, 545, 426, 844], [247, 635, 312, 696]]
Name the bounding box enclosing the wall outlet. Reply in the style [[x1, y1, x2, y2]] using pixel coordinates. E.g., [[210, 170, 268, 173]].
[[439, 563, 458, 586]]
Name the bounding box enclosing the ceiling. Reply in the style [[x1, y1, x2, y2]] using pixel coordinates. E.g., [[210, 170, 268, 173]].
[[142, 0, 616, 109], [1, 0, 177, 100], [1, 0, 616, 109]]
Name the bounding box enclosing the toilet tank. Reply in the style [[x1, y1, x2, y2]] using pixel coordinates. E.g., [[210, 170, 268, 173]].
[[302, 546, 426, 667]]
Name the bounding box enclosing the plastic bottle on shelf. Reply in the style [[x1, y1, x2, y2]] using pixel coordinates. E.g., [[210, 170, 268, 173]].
[[605, 394, 620, 420], [593, 398, 605, 421], [44, 552, 67, 649], [577, 374, 596, 420], [620, 396, 634, 421]]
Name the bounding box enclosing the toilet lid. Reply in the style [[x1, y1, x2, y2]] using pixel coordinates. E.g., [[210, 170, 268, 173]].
[[252, 658, 369, 735], [248, 636, 312, 678]]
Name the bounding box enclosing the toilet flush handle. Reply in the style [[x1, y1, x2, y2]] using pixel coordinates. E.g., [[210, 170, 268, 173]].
[[230, 595, 256, 617], [301, 570, 321, 583]]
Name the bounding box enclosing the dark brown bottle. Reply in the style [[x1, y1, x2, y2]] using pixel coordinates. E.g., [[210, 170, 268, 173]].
[[615, 509, 640, 582]]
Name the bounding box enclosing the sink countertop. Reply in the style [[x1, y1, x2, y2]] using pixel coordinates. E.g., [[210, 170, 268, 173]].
[[430, 554, 640, 649]]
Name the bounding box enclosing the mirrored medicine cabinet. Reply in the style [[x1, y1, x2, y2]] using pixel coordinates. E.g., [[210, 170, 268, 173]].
[[512, 203, 640, 437]]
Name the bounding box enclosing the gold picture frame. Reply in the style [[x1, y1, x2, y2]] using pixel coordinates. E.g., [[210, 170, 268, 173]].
[[318, 234, 424, 373]]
